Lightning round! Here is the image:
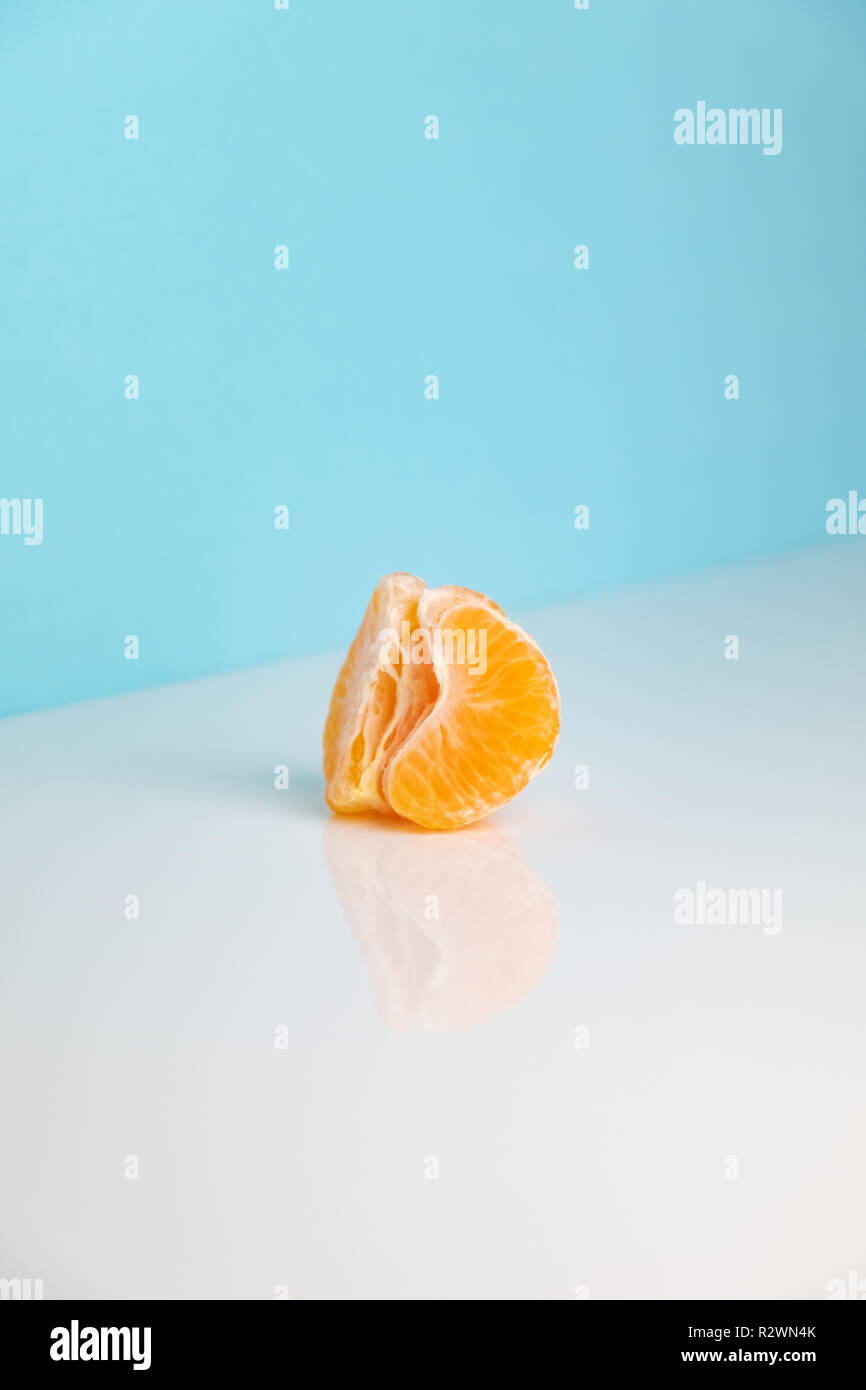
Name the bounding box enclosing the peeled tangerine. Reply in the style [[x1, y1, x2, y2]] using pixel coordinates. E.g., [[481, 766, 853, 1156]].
[[323, 573, 560, 830]]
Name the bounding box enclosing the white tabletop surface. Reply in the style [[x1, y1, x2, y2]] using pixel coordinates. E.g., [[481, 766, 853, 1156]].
[[1, 546, 864, 1300]]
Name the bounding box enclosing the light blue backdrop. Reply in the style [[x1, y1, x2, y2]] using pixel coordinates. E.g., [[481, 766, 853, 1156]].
[[1, 0, 863, 717]]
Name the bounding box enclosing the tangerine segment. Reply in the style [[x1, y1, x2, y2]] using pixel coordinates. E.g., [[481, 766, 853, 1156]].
[[382, 587, 560, 830], [323, 572, 437, 815]]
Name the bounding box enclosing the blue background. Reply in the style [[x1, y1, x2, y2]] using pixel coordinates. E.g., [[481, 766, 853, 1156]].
[[1, 0, 863, 717]]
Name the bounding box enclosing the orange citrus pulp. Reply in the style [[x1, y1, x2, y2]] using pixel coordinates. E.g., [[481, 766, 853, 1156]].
[[323, 573, 560, 830]]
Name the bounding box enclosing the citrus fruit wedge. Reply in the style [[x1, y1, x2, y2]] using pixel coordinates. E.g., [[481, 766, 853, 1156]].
[[323, 573, 560, 830]]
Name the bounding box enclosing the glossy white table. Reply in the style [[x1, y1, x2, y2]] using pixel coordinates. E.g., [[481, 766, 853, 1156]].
[[1, 546, 864, 1300]]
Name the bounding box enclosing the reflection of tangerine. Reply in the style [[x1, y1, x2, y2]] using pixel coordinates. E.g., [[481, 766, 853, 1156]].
[[324, 816, 558, 1031], [323, 573, 560, 831]]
